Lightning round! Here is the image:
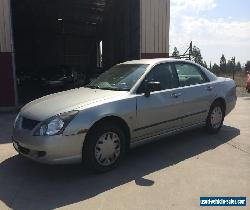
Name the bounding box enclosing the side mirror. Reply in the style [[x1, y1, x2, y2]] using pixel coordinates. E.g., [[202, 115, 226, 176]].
[[144, 81, 161, 97]]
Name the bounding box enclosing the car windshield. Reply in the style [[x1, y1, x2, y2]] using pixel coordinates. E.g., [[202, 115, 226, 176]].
[[87, 64, 149, 91]]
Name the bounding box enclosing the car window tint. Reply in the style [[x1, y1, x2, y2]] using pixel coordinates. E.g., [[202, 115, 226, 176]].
[[147, 63, 179, 90], [175, 63, 206, 87]]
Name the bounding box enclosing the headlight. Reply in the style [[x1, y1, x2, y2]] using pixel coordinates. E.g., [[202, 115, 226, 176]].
[[34, 111, 78, 136]]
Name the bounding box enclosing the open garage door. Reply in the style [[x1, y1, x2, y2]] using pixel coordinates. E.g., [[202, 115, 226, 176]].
[[11, 0, 141, 103]]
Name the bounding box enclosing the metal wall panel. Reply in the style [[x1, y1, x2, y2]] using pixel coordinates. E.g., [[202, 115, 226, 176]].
[[0, 0, 17, 106], [140, 0, 170, 58], [0, 0, 13, 52]]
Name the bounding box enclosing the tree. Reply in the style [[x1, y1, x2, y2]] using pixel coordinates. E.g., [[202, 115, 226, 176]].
[[192, 46, 204, 65], [245, 61, 250, 72], [226, 57, 237, 74], [212, 63, 220, 74], [202, 61, 208, 68], [220, 54, 226, 73], [226, 60, 234, 74], [235, 62, 242, 72], [172, 47, 180, 58], [231, 57, 236, 73]]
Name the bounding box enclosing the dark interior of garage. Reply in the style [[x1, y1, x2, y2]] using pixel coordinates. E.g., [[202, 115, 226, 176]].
[[11, 0, 140, 104]]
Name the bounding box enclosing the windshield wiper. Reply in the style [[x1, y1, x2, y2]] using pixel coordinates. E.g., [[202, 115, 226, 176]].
[[86, 85, 129, 91]]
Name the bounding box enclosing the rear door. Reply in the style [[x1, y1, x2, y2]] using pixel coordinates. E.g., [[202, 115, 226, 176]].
[[134, 63, 183, 139], [174, 62, 216, 127]]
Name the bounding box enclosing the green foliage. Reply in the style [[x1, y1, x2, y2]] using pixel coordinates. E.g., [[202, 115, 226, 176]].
[[226, 58, 235, 74], [203, 61, 208, 68], [220, 54, 227, 73], [192, 46, 203, 65], [191, 45, 208, 68], [172, 47, 180, 58], [245, 61, 250, 71], [235, 62, 242, 71], [211, 63, 220, 74], [172, 43, 247, 74]]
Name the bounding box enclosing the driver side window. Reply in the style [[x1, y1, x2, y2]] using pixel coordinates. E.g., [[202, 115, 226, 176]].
[[146, 63, 179, 91]]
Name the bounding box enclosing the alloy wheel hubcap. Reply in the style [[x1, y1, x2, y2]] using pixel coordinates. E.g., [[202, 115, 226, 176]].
[[95, 132, 121, 166], [210, 106, 223, 129]]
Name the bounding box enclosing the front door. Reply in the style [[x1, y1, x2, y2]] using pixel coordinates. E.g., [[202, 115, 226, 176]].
[[134, 63, 183, 140]]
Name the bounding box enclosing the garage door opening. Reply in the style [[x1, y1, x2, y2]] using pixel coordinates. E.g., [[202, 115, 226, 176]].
[[11, 0, 141, 104]]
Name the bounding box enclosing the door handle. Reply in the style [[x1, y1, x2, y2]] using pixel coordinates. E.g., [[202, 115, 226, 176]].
[[171, 92, 182, 98], [206, 86, 213, 91]]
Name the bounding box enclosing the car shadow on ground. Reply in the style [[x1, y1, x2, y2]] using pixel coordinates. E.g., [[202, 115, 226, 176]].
[[0, 125, 240, 210]]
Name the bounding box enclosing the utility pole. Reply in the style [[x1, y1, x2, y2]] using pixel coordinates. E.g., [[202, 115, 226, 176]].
[[232, 57, 236, 80], [189, 41, 193, 60]]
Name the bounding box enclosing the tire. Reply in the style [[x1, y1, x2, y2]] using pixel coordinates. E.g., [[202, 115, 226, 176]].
[[206, 101, 225, 134], [83, 123, 126, 172]]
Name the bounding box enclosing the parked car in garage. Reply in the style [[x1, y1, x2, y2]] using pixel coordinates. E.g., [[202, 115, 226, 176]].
[[40, 65, 86, 89], [16, 70, 42, 87], [246, 71, 250, 93], [17, 65, 87, 90], [12, 59, 237, 172]]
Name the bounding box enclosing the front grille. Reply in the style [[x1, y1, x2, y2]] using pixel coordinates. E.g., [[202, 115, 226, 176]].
[[14, 141, 46, 158], [22, 117, 40, 130]]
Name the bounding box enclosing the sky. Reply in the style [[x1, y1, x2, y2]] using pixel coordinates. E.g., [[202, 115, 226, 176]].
[[170, 0, 250, 66]]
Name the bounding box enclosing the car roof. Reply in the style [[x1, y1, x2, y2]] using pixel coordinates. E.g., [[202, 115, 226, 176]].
[[120, 58, 193, 65]]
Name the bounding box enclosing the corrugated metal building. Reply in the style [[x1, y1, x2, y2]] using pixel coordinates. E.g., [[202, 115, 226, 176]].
[[141, 0, 170, 58], [0, 0, 170, 107], [0, 0, 17, 106]]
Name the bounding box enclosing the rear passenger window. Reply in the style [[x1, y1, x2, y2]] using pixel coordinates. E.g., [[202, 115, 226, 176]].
[[175, 63, 207, 87]]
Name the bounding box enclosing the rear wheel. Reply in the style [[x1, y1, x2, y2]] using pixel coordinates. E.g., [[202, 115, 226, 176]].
[[83, 123, 126, 172], [206, 101, 225, 134]]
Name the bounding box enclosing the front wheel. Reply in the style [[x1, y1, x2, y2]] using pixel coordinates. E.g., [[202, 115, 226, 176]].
[[83, 123, 126, 172], [206, 102, 225, 134]]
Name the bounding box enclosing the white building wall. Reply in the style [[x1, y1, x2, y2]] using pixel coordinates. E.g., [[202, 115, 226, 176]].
[[140, 0, 170, 58]]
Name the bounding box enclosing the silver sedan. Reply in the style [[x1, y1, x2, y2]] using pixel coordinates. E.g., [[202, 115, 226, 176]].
[[12, 59, 237, 172]]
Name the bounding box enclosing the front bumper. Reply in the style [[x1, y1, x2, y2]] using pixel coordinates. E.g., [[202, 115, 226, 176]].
[[12, 128, 86, 164]]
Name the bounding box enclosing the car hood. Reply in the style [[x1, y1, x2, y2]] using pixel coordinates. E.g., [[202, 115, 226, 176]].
[[20, 87, 127, 121]]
